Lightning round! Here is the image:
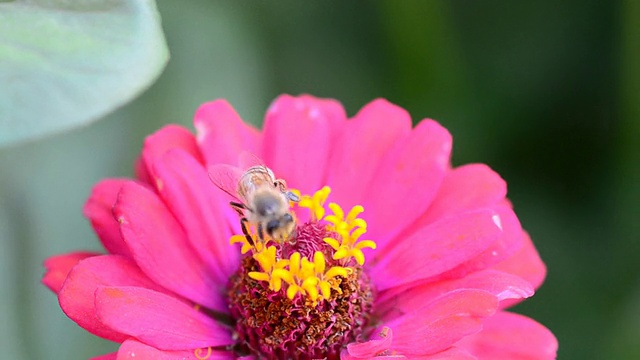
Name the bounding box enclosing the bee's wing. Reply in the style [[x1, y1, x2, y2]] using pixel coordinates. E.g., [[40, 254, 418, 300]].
[[238, 151, 268, 171], [207, 163, 245, 202], [238, 151, 278, 182]]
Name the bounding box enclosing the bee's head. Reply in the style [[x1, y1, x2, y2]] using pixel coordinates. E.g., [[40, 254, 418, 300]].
[[267, 213, 295, 242]]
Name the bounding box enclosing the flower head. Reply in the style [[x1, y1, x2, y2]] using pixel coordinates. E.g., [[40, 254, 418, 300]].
[[43, 95, 557, 359]]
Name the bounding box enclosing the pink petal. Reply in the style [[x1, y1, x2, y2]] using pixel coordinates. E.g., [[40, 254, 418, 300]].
[[370, 209, 503, 291], [58, 255, 166, 342], [91, 353, 117, 360], [491, 232, 546, 308], [340, 351, 405, 360], [376, 270, 534, 322], [384, 289, 499, 355], [415, 347, 477, 360], [43, 252, 98, 294], [262, 94, 347, 194], [413, 164, 507, 228], [96, 286, 232, 351], [456, 311, 558, 360], [117, 339, 233, 359], [342, 346, 476, 360], [326, 99, 412, 210], [153, 149, 239, 283], [141, 125, 203, 186], [194, 99, 262, 166], [364, 119, 452, 252], [83, 179, 133, 258], [492, 231, 546, 290], [430, 205, 524, 282], [346, 326, 394, 358], [114, 181, 228, 313]]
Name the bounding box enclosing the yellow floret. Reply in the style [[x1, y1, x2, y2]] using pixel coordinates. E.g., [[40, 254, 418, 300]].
[[249, 246, 289, 291], [297, 186, 331, 220], [324, 214, 376, 266], [325, 203, 367, 233]]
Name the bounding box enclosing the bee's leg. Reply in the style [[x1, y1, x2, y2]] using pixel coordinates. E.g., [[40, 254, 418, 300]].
[[257, 222, 265, 243], [287, 227, 297, 245], [230, 201, 247, 217], [239, 217, 255, 247]]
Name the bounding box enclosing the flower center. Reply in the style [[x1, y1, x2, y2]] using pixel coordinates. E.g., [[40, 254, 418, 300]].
[[226, 186, 377, 359]]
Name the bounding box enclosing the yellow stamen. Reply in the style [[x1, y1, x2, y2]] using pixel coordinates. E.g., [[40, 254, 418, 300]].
[[297, 186, 331, 220], [229, 224, 269, 254], [325, 202, 367, 233], [324, 203, 376, 266], [250, 246, 289, 291], [323, 237, 341, 250], [287, 284, 301, 300], [248, 272, 270, 282], [230, 234, 253, 254]]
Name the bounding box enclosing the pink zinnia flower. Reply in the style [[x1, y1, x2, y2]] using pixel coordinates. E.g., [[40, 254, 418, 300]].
[[43, 95, 558, 359]]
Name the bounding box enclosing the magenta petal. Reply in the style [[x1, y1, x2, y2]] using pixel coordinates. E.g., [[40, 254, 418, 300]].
[[415, 347, 477, 360], [346, 326, 393, 358], [43, 252, 98, 294], [96, 286, 232, 351], [344, 346, 477, 360], [83, 179, 133, 258], [456, 311, 558, 360], [340, 351, 407, 360], [492, 232, 547, 290], [370, 209, 502, 291], [153, 149, 239, 283], [194, 99, 262, 166], [364, 119, 452, 251], [327, 99, 412, 209], [431, 205, 524, 282], [58, 255, 165, 342], [377, 269, 534, 321], [114, 181, 227, 313], [118, 340, 186, 360], [262, 94, 347, 194], [141, 125, 203, 184], [117, 339, 234, 359], [385, 289, 498, 355], [416, 164, 507, 227]]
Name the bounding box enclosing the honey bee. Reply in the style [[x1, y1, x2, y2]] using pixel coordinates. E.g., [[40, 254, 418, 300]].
[[208, 156, 300, 246]]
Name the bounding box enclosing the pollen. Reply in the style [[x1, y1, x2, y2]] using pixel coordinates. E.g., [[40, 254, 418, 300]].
[[227, 186, 377, 359]]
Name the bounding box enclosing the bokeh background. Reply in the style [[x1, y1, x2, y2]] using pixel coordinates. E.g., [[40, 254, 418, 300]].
[[1, 0, 638, 359]]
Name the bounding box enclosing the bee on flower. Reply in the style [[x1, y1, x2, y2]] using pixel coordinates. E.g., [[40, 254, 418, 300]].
[[43, 95, 557, 360], [208, 153, 300, 246]]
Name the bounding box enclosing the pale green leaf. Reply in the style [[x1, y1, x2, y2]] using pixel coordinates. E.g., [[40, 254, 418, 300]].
[[0, 0, 169, 147]]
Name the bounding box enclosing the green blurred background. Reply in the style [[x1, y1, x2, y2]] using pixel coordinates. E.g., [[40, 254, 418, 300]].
[[1, 0, 638, 358]]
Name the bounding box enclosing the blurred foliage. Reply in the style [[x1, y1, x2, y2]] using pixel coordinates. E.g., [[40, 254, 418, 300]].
[[0, 0, 168, 147], [0, 0, 637, 359]]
